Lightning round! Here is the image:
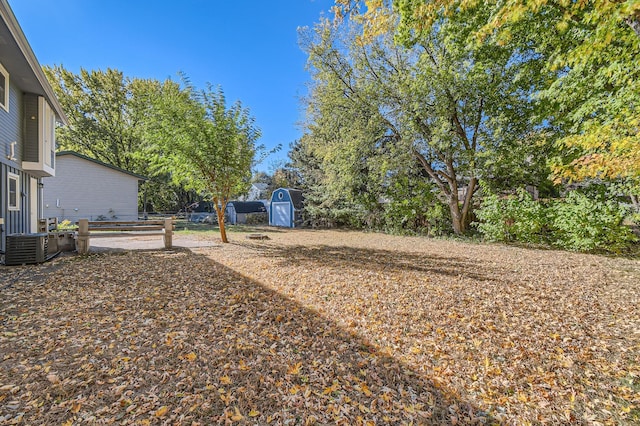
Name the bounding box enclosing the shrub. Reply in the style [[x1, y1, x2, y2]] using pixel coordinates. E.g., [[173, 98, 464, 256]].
[[550, 191, 637, 252], [380, 173, 451, 236], [474, 188, 547, 243], [245, 212, 268, 225], [382, 197, 451, 236], [56, 220, 76, 231]]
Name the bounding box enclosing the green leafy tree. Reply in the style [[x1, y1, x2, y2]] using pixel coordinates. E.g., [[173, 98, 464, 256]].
[[289, 133, 363, 227], [252, 171, 273, 186], [301, 4, 549, 234], [44, 65, 193, 212], [150, 78, 261, 243], [381, 167, 450, 235], [390, 0, 640, 182], [44, 66, 156, 171], [551, 191, 637, 253]]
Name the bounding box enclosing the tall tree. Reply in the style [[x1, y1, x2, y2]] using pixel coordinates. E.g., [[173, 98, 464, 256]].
[[44, 66, 193, 212], [44, 66, 157, 171], [302, 4, 549, 233], [290, 131, 373, 228], [390, 0, 640, 182], [150, 79, 261, 243]]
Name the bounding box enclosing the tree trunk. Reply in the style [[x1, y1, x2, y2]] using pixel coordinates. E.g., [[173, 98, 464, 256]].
[[213, 198, 228, 243], [626, 16, 640, 37], [460, 177, 478, 231], [412, 148, 470, 235], [447, 178, 478, 235], [631, 193, 640, 213], [448, 195, 464, 235]]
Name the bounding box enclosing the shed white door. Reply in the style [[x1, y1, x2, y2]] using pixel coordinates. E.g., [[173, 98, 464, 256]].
[[271, 202, 290, 227]]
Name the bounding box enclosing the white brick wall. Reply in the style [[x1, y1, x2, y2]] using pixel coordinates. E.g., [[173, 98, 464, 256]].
[[42, 154, 140, 222]]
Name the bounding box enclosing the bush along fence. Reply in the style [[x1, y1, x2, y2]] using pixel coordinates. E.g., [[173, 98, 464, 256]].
[[474, 189, 638, 253]]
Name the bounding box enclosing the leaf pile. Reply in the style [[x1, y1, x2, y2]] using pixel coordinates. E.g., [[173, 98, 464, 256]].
[[1, 248, 481, 425], [1, 229, 639, 425], [201, 230, 640, 425]]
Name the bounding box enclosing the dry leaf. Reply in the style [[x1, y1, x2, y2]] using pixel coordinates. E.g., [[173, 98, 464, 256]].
[[46, 374, 60, 384], [183, 352, 197, 361], [230, 407, 243, 421], [287, 362, 302, 375], [1, 230, 638, 425], [360, 383, 372, 397], [155, 406, 168, 417]]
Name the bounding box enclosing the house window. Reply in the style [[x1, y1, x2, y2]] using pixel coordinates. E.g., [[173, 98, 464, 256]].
[[0, 62, 8, 112], [8, 173, 19, 211]]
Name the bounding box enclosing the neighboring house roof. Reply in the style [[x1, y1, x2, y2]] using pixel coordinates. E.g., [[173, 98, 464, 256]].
[[57, 151, 148, 181], [228, 201, 267, 214], [252, 183, 268, 191], [0, 0, 68, 124]]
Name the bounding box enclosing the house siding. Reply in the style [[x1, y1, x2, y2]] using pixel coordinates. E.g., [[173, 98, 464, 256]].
[[43, 155, 140, 222], [0, 81, 34, 252], [0, 166, 39, 251], [0, 80, 23, 166], [1, 3, 68, 254], [22, 93, 38, 162]]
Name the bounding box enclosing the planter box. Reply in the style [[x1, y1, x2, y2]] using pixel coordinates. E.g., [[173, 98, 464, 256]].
[[48, 232, 76, 252]]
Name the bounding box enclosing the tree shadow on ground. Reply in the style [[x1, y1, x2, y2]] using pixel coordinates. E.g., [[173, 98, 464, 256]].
[[240, 242, 506, 284], [0, 249, 493, 425]]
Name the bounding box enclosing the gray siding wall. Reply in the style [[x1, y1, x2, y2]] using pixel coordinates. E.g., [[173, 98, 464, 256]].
[[0, 165, 36, 251], [43, 155, 140, 222], [0, 80, 23, 168], [1, 81, 38, 252], [23, 94, 38, 162]]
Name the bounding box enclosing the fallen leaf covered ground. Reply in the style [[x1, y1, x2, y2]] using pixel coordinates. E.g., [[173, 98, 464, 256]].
[[1, 229, 639, 425]]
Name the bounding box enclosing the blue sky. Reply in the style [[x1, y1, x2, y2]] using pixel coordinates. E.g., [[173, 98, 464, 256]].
[[9, 0, 335, 173]]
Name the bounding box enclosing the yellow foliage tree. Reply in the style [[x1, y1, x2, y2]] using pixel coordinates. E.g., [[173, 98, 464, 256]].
[[336, 0, 640, 183]]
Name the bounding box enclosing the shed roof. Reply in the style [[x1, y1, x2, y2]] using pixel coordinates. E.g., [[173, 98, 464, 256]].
[[57, 151, 148, 181], [228, 201, 267, 214], [288, 189, 304, 210]]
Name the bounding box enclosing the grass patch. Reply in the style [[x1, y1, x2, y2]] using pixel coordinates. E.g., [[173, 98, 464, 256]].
[[175, 220, 273, 235]]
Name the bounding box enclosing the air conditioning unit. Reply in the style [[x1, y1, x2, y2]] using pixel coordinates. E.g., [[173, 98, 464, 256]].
[[5, 233, 48, 265]]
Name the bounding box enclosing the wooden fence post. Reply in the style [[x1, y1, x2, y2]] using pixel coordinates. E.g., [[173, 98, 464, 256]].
[[77, 219, 90, 255], [163, 217, 173, 249]]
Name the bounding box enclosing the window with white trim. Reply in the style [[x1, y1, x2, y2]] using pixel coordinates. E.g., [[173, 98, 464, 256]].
[[0, 62, 8, 112], [8, 172, 19, 211]]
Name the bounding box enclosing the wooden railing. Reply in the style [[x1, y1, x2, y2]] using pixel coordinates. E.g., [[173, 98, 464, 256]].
[[76, 218, 175, 255]]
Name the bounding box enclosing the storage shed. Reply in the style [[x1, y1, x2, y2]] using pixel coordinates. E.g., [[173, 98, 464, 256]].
[[269, 188, 303, 228], [226, 201, 267, 225]]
